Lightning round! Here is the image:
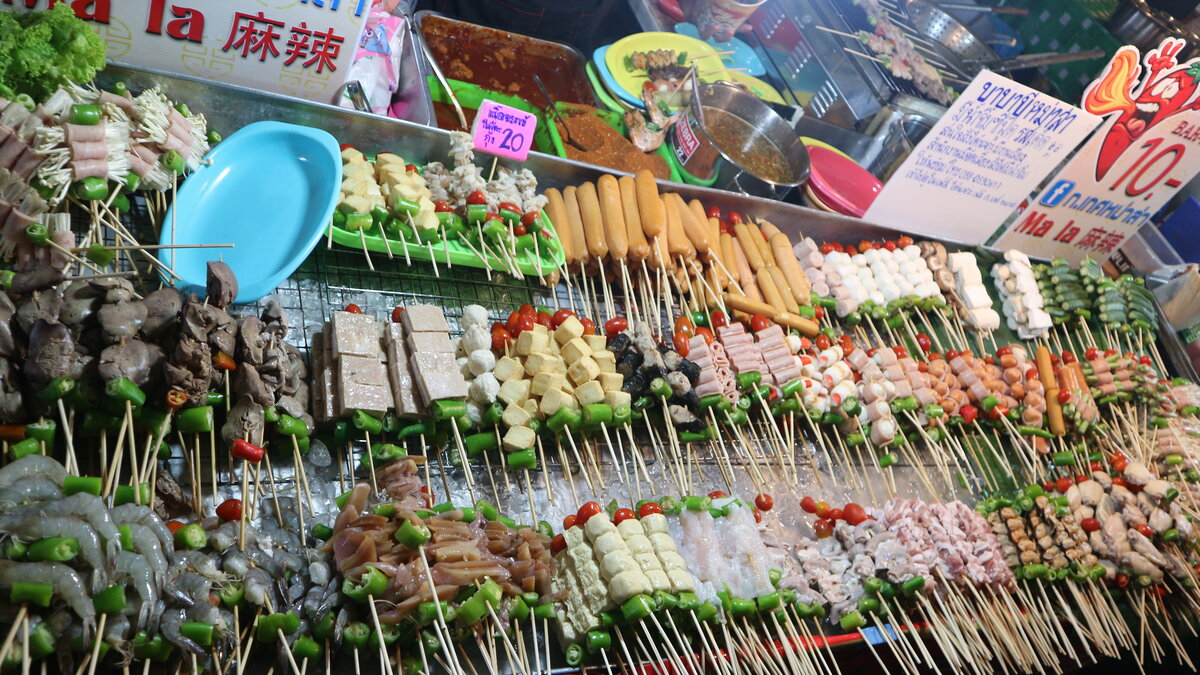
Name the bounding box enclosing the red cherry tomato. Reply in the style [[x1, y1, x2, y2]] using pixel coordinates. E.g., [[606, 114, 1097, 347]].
[[166, 520, 185, 534], [815, 334, 832, 351], [1085, 346, 1099, 360], [814, 306, 826, 320], [727, 211, 742, 225], [551, 309, 576, 328], [897, 236, 914, 247], [514, 224, 528, 236], [1103, 349, 1117, 357], [1057, 390, 1071, 404], [1140, 355, 1153, 366], [916, 333, 932, 352], [945, 349, 959, 361], [1136, 523, 1154, 538], [466, 190, 487, 205], [719, 222, 734, 235], [883, 240, 897, 252], [814, 501, 831, 519], [1061, 351, 1076, 364], [1089, 461, 1103, 473], [517, 304, 535, 318], [1116, 573, 1129, 588], [216, 499, 242, 522], [814, 519, 833, 539], [694, 326, 714, 346], [491, 328, 513, 351], [892, 346, 908, 359], [706, 206, 721, 220], [563, 514, 578, 529], [928, 352, 943, 360], [579, 317, 596, 336], [1112, 457, 1128, 473], [855, 240, 871, 253], [710, 310, 728, 329], [984, 356, 995, 366], [754, 494, 774, 512], [344, 303, 362, 314], [576, 502, 603, 525], [672, 332, 691, 357], [434, 200, 453, 213], [1111, 476, 1129, 489], [514, 316, 535, 334], [391, 306, 405, 323], [708, 490, 728, 499], [637, 502, 664, 518], [960, 405, 978, 424], [1055, 477, 1074, 493], [800, 496, 817, 513], [842, 503, 868, 525], [1080, 517, 1100, 533], [498, 201, 522, 215], [605, 317, 629, 340], [521, 211, 540, 227], [535, 311, 553, 328], [550, 534, 566, 555], [339, 143, 356, 151], [996, 346, 1013, 357], [819, 243, 837, 255], [1075, 474, 1088, 484], [506, 311, 523, 335], [1026, 369, 1039, 381], [750, 314, 771, 333], [613, 508, 636, 525], [1049, 353, 1060, 365], [1041, 480, 1055, 494], [674, 316, 696, 338], [829, 508, 845, 522]]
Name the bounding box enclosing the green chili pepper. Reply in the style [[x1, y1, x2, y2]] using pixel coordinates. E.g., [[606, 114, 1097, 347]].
[[352, 409, 383, 433], [508, 448, 537, 470], [582, 404, 613, 426], [174, 524, 206, 550], [11, 581, 53, 608], [902, 576, 925, 597], [62, 475, 102, 496], [343, 622, 370, 650], [431, 400, 467, 420], [93, 585, 126, 614], [839, 610, 866, 630], [464, 432, 499, 457], [70, 104, 102, 125], [118, 525, 133, 552], [694, 601, 719, 623], [38, 376, 75, 404], [879, 452, 898, 468], [756, 591, 782, 613], [564, 642, 585, 666], [220, 582, 244, 607], [1052, 451, 1074, 466], [343, 566, 388, 603], [105, 377, 146, 406], [113, 483, 151, 506], [161, 150, 185, 174], [621, 594, 653, 622], [27, 537, 78, 562], [736, 371, 762, 390], [2, 540, 26, 560], [276, 414, 308, 438], [684, 495, 712, 511], [547, 407, 581, 432], [585, 630, 612, 654], [394, 519, 431, 549], [73, 177, 109, 201]]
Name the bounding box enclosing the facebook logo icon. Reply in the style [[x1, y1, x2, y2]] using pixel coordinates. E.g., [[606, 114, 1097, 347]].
[[1040, 180, 1075, 207]]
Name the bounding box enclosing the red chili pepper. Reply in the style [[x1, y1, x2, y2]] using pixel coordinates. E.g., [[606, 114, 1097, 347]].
[[213, 351, 237, 371], [166, 389, 188, 409], [166, 520, 185, 534], [231, 438, 264, 463]]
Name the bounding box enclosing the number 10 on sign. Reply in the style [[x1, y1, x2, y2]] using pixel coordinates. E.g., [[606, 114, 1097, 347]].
[[472, 99, 538, 161]]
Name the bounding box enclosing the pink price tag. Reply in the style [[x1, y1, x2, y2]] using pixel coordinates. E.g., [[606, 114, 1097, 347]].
[[471, 100, 538, 161]]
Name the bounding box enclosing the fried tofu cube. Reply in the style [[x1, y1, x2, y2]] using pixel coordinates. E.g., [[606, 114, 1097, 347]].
[[539, 388, 572, 416], [562, 338, 593, 364], [599, 372, 623, 392], [523, 398, 539, 418], [516, 330, 549, 356], [503, 425, 536, 452], [575, 380, 605, 406], [401, 304, 450, 334], [592, 350, 616, 373], [493, 356, 525, 382], [498, 378, 530, 406], [524, 352, 553, 375], [567, 356, 600, 386], [555, 316, 584, 344], [561, 378, 575, 395], [531, 372, 565, 397], [546, 337, 561, 355], [545, 356, 568, 375], [502, 402, 532, 428], [585, 335, 607, 352], [531, 323, 550, 336], [605, 390, 632, 409]]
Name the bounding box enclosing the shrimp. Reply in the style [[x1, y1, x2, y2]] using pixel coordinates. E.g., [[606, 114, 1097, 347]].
[[222, 550, 249, 578], [173, 550, 224, 580], [161, 607, 206, 656], [109, 504, 172, 553], [0, 477, 61, 506], [10, 493, 122, 554], [123, 523, 169, 583], [113, 550, 156, 627], [0, 454, 67, 488], [0, 560, 96, 635], [0, 516, 109, 591], [244, 567, 272, 606]]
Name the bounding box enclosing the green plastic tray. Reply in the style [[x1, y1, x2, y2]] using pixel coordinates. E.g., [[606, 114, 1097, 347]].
[[544, 102, 683, 183], [330, 210, 565, 277]]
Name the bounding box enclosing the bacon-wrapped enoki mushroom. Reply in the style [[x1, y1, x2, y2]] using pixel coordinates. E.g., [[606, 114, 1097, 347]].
[[32, 86, 130, 205]]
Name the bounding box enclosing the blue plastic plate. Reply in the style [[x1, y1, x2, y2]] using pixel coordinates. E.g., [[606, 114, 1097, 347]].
[[673, 23, 765, 76], [160, 121, 341, 304], [593, 45, 644, 109]]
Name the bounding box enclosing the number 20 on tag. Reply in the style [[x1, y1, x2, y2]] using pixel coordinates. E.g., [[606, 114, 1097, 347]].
[[471, 99, 538, 161]]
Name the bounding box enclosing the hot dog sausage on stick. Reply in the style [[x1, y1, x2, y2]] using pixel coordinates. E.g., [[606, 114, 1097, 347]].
[[723, 293, 820, 336], [618, 175, 650, 261], [757, 267, 788, 315], [732, 238, 762, 303], [662, 194, 694, 259], [682, 197, 714, 258], [720, 232, 739, 292], [734, 222, 765, 271], [543, 188, 574, 266], [635, 169, 664, 238], [577, 181, 608, 262], [560, 186, 589, 265], [771, 233, 811, 305], [1036, 345, 1066, 437], [768, 265, 800, 314], [597, 175, 628, 261]]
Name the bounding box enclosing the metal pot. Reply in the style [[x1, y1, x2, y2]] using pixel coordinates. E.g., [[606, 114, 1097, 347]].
[[669, 83, 810, 200]]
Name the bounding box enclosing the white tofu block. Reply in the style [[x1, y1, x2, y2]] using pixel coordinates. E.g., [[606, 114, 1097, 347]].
[[331, 311, 381, 358], [522, 398, 539, 418], [498, 378, 530, 406], [502, 425, 536, 452], [592, 350, 616, 373], [598, 372, 623, 392], [567, 356, 600, 386], [539, 388, 572, 416], [502, 401, 532, 428], [961, 284, 992, 309], [562, 337, 593, 364], [493, 356, 525, 382], [531, 372, 565, 397], [337, 355, 394, 415], [531, 322, 549, 336], [575, 380, 605, 406], [516, 330, 549, 356], [584, 335, 607, 352], [400, 304, 450, 333], [410, 352, 469, 403], [524, 352, 553, 375], [605, 390, 632, 409], [407, 331, 455, 355], [555, 316, 584, 344]]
